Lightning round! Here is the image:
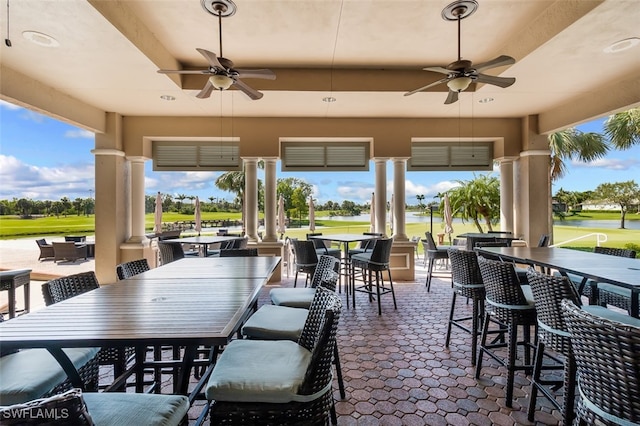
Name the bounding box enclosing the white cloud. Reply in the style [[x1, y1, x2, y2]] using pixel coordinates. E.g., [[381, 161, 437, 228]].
[[571, 158, 638, 170], [0, 100, 21, 110], [64, 129, 94, 139], [0, 155, 94, 200]]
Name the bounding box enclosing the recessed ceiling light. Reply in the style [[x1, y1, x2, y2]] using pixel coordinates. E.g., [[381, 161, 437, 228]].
[[478, 97, 494, 103], [322, 97, 336, 103], [160, 95, 176, 101], [603, 37, 640, 53], [22, 31, 59, 47]]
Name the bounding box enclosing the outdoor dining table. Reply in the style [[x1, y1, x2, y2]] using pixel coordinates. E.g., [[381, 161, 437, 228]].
[[0, 256, 281, 400], [457, 232, 519, 251], [476, 246, 640, 317], [308, 233, 379, 306], [162, 235, 243, 257]]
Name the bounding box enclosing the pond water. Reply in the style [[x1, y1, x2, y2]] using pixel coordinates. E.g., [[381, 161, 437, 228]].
[[327, 213, 640, 230]]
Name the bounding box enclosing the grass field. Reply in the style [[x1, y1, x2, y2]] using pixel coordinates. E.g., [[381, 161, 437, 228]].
[[1, 211, 638, 254]]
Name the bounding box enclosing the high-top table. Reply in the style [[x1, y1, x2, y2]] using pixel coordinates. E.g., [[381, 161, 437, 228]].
[[458, 232, 518, 251], [308, 233, 379, 306], [0, 256, 280, 398], [162, 235, 243, 257], [476, 246, 640, 317]]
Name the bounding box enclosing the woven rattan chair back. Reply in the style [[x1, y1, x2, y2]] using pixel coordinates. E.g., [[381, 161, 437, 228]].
[[158, 242, 184, 265], [448, 249, 484, 298], [423, 232, 438, 251], [297, 287, 342, 397], [316, 269, 340, 293], [594, 246, 637, 258], [219, 248, 258, 257], [116, 259, 150, 280], [231, 237, 249, 249], [42, 271, 99, 306], [477, 256, 534, 324], [526, 268, 580, 355], [309, 255, 341, 289], [367, 238, 393, 270], [537, 234, 550, 247], [561, 300, 640, 425], [291, 239, 319, 287]]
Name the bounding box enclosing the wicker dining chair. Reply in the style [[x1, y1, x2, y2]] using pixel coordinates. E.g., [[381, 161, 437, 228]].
[[115, 259, 150, 280], [291, 239, 319, 288], [42, 272, 134, 387], [351, 238, 395, 315], [157, 242, 185, 265], [206, 287, 342, 425], [475, 256, 537, 408], [561, 299, 640, 426], [594, 247, 637, 314], [423, 231, 450, 291], [219, 248, 258, 257], [270, 255, 341, 309], [445, 249, 485, 366]]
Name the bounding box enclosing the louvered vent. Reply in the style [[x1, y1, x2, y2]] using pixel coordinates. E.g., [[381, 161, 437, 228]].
[[282, 141, 370, 171], [409, 142, 493, 171], [153, 141, 241, 171]]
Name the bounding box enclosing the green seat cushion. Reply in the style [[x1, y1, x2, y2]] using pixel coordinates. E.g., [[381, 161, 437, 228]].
[[0, 347, 99, 405], [241, 305, 308, 341], [206, 340, 311, 403], [597, 283, 638, 300], [581, 305, 640, 328], [270, 288, 316, 308], [84, 392, 189, 426]]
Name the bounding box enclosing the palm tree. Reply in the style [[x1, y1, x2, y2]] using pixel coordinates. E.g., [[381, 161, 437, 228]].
[[548, 128, 608, 181], [604, 108, 640, 149], [447, 174, 500, 233]]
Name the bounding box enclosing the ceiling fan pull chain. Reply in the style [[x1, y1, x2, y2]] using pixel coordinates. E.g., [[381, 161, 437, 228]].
[[457, 14, 461, 61], [5, 0, 11, 47], [218, 10, 223, 59]]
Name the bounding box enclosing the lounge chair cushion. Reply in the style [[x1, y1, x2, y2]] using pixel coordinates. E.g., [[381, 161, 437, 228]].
[[84, 392, 189, 426], [206, 340, 311, 403], [241, 305, 308, 341], [0, 347, 99, 405], [0, 388, 189, 426], [269, 288, 316, 308]]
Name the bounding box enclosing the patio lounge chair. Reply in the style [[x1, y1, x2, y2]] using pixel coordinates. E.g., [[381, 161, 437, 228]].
[[52, 241, 87, 263], [36, 238, 54, 261]]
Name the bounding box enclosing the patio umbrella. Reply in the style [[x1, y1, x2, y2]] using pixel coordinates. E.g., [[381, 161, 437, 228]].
[[194, 196, 202, 236], [153, 192, 163, 234], [369, 192, 375, 233], [389, 193, 394, 234], [277, 194, 286, 238], [309, 196, 316, 232], [443, 193, 454, 244]]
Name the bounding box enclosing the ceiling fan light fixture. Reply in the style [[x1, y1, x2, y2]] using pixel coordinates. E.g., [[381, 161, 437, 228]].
[[209, 74, 233, 90], [447, 76, 472, 92]]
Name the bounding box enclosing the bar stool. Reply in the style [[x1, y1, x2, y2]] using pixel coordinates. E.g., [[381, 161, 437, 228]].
[[475, 256, 537, 407], [445, 250, 484, 366], [0, 269, 31, 319], [351, 238, 395, 315]]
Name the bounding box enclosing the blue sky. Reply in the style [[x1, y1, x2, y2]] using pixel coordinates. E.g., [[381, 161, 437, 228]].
[[1, 99, 638, 205]]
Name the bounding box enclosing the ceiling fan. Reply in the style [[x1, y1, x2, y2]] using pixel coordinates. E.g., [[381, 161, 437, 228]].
[[404, 0, 515, 104], [158, 0, 275, 100]]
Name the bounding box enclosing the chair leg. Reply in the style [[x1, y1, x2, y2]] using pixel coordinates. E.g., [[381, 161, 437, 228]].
[[333, 345, 346, 399], [445, 292, 457, 348], [563, 354, 576, 426], [375, 270, 382, 315], [294, 270, 299, 288], [506, 323, 518, 408], [475, 311, 491, 378], [527, 341, 545, 421], [426, 259, 434, 291], [471, 297, 481, 366]]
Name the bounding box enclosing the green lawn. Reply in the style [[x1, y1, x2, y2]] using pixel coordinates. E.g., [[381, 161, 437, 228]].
[[1, 212, 638, 256]]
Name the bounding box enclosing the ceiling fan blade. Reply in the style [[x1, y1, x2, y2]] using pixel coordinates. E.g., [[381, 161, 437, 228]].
[[233, 79, 264, 100], [158, 69, 210, 75], [423, 66, 451, 75], [196, 81, 215, 99], [196, 48, 224, 69], [404, 77, 450, 97], [475, 73, 516, 88], [235, 69, 276, 80], [444, 90, 459, 105], [473, 55, 515, 72]]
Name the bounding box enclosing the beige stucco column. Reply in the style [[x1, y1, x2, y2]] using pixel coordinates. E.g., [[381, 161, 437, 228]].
[[373, 158, 388, 235], [244, 158, 259, 242], [124, 156, 149, 244], [498, 158, 515, 233], [515, 115, 552, 245], [392, 158, 408, 241], [262, 158, 278, 242], [91, 113, 127, 284]]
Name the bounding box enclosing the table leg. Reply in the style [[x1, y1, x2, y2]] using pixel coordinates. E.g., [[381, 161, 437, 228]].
[[631, 289, 639, 318], [8, 285, 16, 319], [177, 345, 197, 395], [135, 345, 146, 393], [23, 282, 30, 315]]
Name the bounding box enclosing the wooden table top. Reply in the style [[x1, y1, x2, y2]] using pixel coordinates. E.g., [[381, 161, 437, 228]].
[[126, 256, 281, 280], [477, 246, 640, 289], [0, 257, 280, 350]]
